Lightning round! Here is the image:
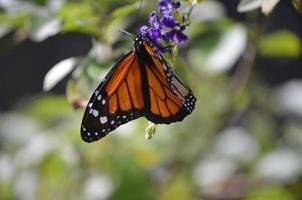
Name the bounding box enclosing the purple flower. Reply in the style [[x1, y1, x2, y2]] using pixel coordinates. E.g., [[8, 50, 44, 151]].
[[160, 14, 178, 29], [161, 15, 188, 45], [139, 11, 162, 43], [166, 27, 188, 45], [149, 11, 160, 29], [140, 25, 149, 36], [148, 28, 161, 43], [139, 0, 188, 51], [159, 0, 180, 15]]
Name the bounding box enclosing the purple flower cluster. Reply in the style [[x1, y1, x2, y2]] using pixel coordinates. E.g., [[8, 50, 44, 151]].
[[140, 0, 188, 50]]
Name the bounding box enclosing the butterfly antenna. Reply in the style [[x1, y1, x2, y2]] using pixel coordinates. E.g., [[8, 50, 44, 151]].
[[119, 29, 134, 38], [119, 0, 142, 38], [135, 0, 143, 22]]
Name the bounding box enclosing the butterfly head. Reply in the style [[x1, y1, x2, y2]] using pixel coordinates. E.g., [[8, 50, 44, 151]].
[[134, 34, 144, 48]]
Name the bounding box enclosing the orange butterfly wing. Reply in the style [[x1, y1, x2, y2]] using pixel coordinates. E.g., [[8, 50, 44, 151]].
[[81, 52, 146, 142], [143, 42, 196, 124]]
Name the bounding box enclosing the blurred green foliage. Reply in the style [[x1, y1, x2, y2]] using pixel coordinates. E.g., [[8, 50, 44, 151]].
[[1, 0, 302, 200], [258, 30, 301, 58]]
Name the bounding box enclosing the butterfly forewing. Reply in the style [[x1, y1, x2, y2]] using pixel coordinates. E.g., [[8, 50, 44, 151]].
[[81, 52, 146, 142]]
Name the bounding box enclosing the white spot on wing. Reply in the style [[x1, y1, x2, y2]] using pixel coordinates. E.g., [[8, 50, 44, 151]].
[[100, 116, 108, 124], [92, 110, 99, 117]]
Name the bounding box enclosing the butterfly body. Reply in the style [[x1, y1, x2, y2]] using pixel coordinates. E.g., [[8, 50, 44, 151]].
[[81, 34, 196, 142]]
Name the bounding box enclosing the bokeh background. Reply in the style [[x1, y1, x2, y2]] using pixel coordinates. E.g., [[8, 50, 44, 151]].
[[1, 0, 302, 199]]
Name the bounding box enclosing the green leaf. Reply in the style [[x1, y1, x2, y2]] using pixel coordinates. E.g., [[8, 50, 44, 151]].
[[109, 157, 155, 200], [57, 3, 103, 39], [159, 174, 196, 200], [33, 0, 47, 6], [174, 10, 184, 23], [57, 3, 98, 21], [258, 30, 301, 58], [0, 183, 14, 200], [22, 96, 71, 123], [0, 13, 30, 29], [245, 186, 295, 200], [61, 21, 103, 40]]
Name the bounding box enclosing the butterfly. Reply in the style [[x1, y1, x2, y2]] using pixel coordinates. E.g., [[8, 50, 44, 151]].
[[81, 34, 196, 142]]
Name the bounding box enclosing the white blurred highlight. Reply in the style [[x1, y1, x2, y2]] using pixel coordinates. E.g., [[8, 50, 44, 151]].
[[256, 148, 301, 183], [190, 1, 225, 22], [14, 134, 59, 167], [214, 127, 259, 162], [262, 0, 280, 15], [205, 25, 247, 75], [43, 57, 77, 91], [189, 24, 247, 76], [274, 80, 302, 117], [84, 175, 113, 200], [89, 42, 113, 63], [32, 19, 61, 42], [15, 172, 37, 200], [237, 0, 261, 13], [194, 157, 237, 193], [0, 155, 15, 182], [115, 120, 137, 138]]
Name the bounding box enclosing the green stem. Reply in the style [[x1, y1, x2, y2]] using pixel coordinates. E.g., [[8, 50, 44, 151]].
[[187, 5, 195, 20]]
